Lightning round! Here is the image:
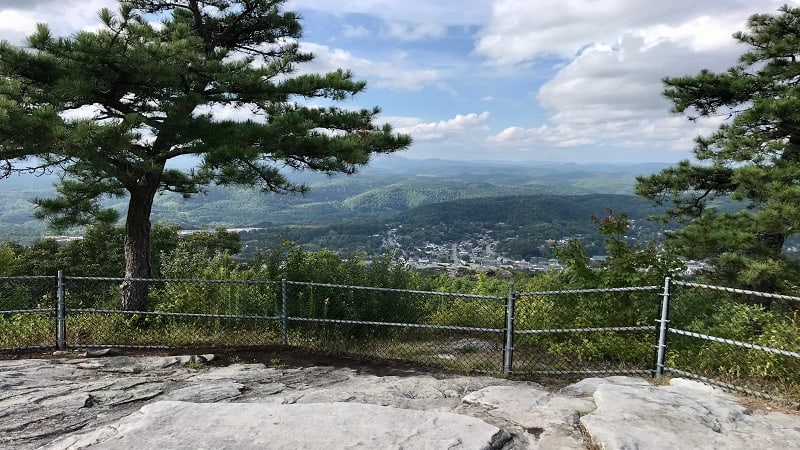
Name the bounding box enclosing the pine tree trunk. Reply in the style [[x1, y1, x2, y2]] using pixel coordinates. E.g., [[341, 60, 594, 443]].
[[120, 183, 158, 311]]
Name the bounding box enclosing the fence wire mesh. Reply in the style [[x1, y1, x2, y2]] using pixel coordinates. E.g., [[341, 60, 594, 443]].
[[512, 286, 660, 376], [2, 274, 800, 404], [283, 281, 507, 373], [0, 276, 56, 349], [63, 277, 283, 348], [666, 281, 800, 402]]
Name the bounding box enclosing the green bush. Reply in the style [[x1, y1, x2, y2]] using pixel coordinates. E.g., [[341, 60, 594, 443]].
[[0, 313, 54, 347], [426, 296, 504, 329], [671, 301, 800, 373]]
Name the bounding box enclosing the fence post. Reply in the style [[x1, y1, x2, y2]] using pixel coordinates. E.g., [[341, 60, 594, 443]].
[[503, 283, 516, 376], [654, 276, 672, 378], [56, 270, 66, 350], [281, 279, 288, 346]]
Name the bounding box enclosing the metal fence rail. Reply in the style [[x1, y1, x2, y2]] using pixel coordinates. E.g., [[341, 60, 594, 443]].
[[669, 328, 800, 359], [516, 285, 661, 296], [0, 273, 798, 403], [672, 280, 800, 302]]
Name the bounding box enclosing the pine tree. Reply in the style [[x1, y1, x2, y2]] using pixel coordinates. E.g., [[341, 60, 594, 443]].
[[636, 5, 800, 299], [0, 0, 411, 310]]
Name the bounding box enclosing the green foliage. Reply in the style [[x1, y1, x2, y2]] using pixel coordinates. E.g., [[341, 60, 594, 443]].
[[160, 244, 240, 281], [153, 240, 274, 317], [0, 242, 21, 276], [0, 314, 54, 347], [556, 211, 683, 289], [515, 211, 684, 366], [0, 222, 180, 279], [668, 289, 800, 395], [13, 239, 61, 276], [0, 283, 43, 311], [149, 223, 181, 278], [278, 247, 432, 334], [178, 228, 241, 258], [58, 223, 125, 277], [427, 297, 504, 330], [636, 5, 800, 296]]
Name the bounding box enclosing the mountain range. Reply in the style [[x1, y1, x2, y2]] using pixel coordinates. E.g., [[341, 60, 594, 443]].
[[0, 158, 673, 252]]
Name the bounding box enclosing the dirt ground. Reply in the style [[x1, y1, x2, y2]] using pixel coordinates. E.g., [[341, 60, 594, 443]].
[[0, 344, 590, 392], [0, 345, 469, 378], [2, 345, 797, 414]]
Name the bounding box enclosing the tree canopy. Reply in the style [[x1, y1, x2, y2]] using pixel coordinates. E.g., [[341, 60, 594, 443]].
[[0, 0, 411, 310], [636, 5, 800, 297]]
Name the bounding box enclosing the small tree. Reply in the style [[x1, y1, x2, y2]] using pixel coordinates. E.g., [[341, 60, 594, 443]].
[[556, 211, 682, 289], [180, 228, 241, 258], [0, 0, 411, 310], [636, 5, 800, 298]]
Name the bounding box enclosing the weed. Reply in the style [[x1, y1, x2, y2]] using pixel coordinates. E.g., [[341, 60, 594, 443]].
[[186, 360, 205, 370], [269, 358, 287, 369]]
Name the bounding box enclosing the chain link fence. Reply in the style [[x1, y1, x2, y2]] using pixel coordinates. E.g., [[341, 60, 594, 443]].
[[63, 276, 284, 348], [0, 276, 57, 350], [664, 280, 800, 402], [512, 285, 661, 378], [1, 274, 798, 404], [283, 281, 508, 373]]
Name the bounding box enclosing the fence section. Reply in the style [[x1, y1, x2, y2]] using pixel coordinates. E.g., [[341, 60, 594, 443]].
[[1, 274, 799, 404], [665, 280, 800, 402], [282, 281, 508, 373], [62, 277, 284, 348], [0, 275, 57, 349], [512, 285, 661, 377]]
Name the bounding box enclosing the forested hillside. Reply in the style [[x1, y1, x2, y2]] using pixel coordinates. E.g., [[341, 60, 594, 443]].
[[235, 193, 666, 260], [0, 159, 669, 252]]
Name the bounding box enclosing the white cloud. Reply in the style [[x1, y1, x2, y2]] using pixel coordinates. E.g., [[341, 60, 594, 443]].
[[0, 10, 39, 37], [0, 0, 117, 45], [342, 24, 370, 39], [192, 103, 267, 123], [386, 112, 490, 141], [475, 0, 793, 66], [485, 33, 735, 160], [488, 111, 725, 163], [384, 21, 446, 41], [537, 34, 742, 119], [300, 42, 442, 92], [470, 0, 800, 162], [289, 0, 489, 28]]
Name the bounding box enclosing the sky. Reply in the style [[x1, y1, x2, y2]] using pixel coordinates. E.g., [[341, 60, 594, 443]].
[[0, 0, 797, 163]]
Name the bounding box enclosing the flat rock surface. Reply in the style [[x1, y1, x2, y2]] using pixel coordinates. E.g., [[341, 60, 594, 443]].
[[0, 354, 797, 449]]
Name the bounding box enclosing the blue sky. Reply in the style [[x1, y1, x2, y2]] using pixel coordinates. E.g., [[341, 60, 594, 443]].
[[1, 0, 798, 163]]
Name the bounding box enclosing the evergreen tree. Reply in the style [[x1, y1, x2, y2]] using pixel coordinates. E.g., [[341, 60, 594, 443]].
[[0, 0, 411, 310], [636, 5, 800, 298]]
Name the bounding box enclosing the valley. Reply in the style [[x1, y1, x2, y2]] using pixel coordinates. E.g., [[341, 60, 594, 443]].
[[0, 158, 672, 264]]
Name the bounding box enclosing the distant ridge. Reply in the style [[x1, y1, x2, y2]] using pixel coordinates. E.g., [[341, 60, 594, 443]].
[[0, 158, 672, 243]]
